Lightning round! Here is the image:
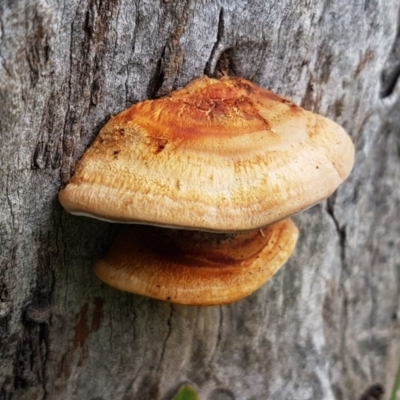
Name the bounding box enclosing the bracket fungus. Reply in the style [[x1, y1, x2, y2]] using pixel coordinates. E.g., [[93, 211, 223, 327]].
[[59, 76, 354, 305], [95, 220, 298, 306]]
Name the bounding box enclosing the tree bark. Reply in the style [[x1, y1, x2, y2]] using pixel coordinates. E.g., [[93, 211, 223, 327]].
[[1, 1, 400, 399]]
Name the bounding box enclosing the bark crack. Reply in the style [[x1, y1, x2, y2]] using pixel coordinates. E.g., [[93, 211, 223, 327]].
[[60, 20, 75, 185], [124, 4, 140, 107], [207, 306, 224, 379], [204, 7, 225, 76], [157, 304, 174, 373], [326, 198, 350, 379], [5, 174, 15, 230], [326, 199, 347, 270], [381, 60, 400, 98], [150, 0, 191, 98], [380, 8, 400, 98]]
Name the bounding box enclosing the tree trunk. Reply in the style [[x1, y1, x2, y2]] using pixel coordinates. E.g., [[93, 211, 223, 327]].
[[1, 1, 399, 399]]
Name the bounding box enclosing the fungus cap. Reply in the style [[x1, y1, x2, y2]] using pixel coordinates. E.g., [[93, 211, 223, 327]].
[[95, 219, 299, 305], [59, 76, 354, 231]]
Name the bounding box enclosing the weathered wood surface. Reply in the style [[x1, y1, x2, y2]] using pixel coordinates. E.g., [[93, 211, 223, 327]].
[[1, 1, 400, 399]]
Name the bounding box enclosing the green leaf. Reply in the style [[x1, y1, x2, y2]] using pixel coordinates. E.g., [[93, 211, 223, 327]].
[[172, 383, 199, 400], [390, 357, 400, 400]]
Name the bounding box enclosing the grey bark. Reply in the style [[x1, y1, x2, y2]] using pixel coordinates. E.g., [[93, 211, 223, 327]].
[[1, 1, 400, 399]]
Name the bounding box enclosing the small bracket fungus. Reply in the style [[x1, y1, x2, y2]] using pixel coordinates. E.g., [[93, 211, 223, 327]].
[[59, 76, 355, 305], [95, 220, 298, 306]]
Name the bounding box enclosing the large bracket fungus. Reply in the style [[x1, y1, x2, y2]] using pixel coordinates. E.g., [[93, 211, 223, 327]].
[[59, 76, 354, 305]]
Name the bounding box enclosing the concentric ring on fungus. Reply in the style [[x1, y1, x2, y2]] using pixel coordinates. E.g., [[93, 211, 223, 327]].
[[59, 76, 354, 232]]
